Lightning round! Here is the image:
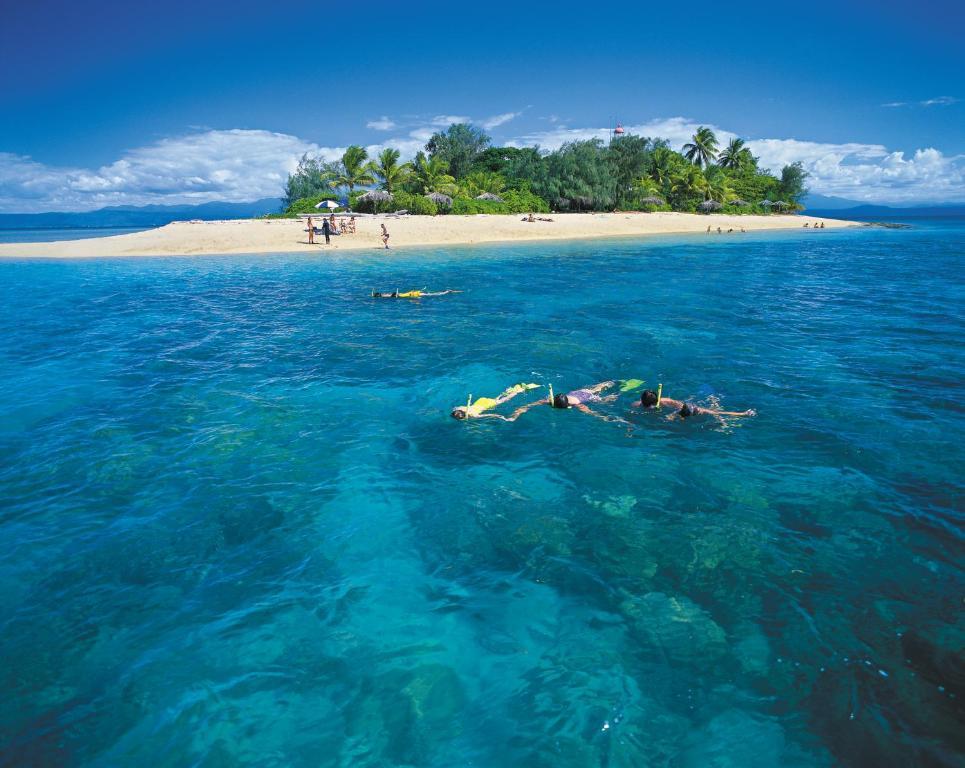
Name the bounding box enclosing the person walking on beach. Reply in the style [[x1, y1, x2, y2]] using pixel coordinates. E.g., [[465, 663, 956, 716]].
[[321, 217, 331, 245], [381, 223, 390, 249], [307, 216, 315, 245]]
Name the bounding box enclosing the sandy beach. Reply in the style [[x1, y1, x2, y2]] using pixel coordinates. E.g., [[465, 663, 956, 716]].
[[0, 212, 857, 258]]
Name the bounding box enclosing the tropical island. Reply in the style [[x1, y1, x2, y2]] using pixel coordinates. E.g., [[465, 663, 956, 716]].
[[0, 124, 853, 258], [283, 123, 810, 216]]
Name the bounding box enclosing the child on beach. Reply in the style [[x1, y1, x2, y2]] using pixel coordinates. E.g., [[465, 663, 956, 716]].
[[381, 223, 390, 249]]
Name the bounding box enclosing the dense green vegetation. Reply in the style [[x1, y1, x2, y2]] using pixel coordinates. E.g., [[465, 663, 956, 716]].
[[282, 123, 808, 216]]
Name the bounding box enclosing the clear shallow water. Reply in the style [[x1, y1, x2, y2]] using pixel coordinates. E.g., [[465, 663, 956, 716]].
[[0, 222, 962, 767], [0, 227, 152, 244]]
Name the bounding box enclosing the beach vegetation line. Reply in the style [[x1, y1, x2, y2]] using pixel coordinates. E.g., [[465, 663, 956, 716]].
[[279, 123, 808, 217]]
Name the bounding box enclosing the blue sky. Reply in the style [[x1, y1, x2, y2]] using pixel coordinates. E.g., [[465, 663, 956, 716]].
[[1, 0, 962, 211]]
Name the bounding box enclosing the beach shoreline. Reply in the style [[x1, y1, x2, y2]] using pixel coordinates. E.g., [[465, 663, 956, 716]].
[[0, 212, 859, 258]]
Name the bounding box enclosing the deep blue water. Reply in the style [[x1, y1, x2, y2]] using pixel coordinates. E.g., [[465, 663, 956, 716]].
[[0, 227, 152, 244], [1, 221, 962, 767]]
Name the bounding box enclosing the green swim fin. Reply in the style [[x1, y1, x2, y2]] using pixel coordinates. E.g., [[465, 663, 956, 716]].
[[619, 378, 646, 393]]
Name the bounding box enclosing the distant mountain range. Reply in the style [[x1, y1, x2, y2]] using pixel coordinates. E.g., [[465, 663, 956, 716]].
[[0, 198, 284, 229], [803, 193, 965, 218]]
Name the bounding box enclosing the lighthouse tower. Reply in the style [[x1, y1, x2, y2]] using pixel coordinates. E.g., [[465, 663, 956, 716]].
[[610, 122, 626, 143]]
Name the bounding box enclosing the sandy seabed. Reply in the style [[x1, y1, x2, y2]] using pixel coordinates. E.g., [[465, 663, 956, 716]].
[[0, 212, 857, 258]]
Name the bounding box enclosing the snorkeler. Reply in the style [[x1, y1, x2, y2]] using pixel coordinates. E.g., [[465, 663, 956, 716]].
[[633, 387, 756, 420], [371, 289, 462, 299], [505, 381, 626, 423], [450, 383, 541, 420]]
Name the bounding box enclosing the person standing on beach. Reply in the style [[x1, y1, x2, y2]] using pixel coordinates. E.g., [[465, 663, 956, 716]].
[[307, 216, 315, 245], [321, 217, 331, 245], [381, 223, 390, 249]]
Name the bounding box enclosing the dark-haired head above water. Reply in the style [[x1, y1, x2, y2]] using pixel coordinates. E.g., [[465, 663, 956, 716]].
[[640, 389, 659, 408], [553, 393, 570, 409]]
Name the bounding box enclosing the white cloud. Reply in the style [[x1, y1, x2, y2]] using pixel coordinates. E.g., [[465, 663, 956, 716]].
[[481, 111, 521, 130], [366, 116, 396, 131], [0, 130, 326, 213], [3, 117, 962, 212], [430, 114, 470, 127], [921, 96, 958, 107], [882, 96, 958, 108]]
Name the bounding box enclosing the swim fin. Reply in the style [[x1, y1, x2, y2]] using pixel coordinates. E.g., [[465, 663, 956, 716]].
[[619, 378, 646, 393]]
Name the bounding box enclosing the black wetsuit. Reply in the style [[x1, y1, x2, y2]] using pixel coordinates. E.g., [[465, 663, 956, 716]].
[[321, 220, 331, 244]]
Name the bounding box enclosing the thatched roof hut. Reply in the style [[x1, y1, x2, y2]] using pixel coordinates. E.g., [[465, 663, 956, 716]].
[[699, 200, 723, 212], [426, 192, 452, 207], [731, 198, 750, 207], [358, 190, 393, 203], [474, 192, 503, 202], [639, 196, 665, 206]]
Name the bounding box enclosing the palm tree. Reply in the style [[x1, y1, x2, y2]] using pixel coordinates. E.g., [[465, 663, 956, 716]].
[[705, 166, 734, 203], [332, 145, 376, 194], [411, 151, 457, 195], [670, 165, 709, 207], [649, 147, 676, 190], [718, 138, 748, 170], [682, 127, 719, 169], [373, 148, 411, 193]]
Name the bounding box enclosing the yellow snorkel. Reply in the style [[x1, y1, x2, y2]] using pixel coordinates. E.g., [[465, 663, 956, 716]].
[[656, 383, 663, 409], [548, 383, 555, 408]]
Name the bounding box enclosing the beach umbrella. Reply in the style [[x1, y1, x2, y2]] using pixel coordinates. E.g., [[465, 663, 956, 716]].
[[474, 192, 504, 202], [426, 192, 453, 207], [699, 200, 723, 212], [314, 199, 340, 210], [639, 196, 665, 206]]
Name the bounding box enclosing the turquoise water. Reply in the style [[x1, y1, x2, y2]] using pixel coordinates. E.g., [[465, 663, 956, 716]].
[[0, 227, 152, 244], [1, 222, 962, 767]]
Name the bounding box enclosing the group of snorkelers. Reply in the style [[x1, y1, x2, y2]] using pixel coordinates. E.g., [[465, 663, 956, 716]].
[[371, 289, 461, 299], [451, 380, 755, 424]]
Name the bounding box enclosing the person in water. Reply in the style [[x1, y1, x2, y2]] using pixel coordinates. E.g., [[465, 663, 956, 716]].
[[505, 381, 625, 423], [451, 383, 541, 420], [634, 389, 756, 419], [371, 289, 461, 299]]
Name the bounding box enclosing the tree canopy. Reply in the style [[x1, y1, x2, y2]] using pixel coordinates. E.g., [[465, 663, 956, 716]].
[[425, 123, 491, 180], [283, 122, 808, 216]]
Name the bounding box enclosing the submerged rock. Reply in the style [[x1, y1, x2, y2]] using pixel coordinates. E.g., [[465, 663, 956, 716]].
[[674, 709, 831, 768], [620, 591, 728, 666]]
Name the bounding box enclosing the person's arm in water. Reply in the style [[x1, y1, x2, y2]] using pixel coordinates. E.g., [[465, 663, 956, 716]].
[[421, 290, 463, 296], [630, 396, 684, 410], [574, 403, 630, 425], [700, 406, 757, 417], [504, 397, 550, 422]]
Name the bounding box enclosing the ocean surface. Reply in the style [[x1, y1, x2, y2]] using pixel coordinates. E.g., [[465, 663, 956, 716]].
[[0, 227, 152, 244], [0, 221, 962, 767]]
